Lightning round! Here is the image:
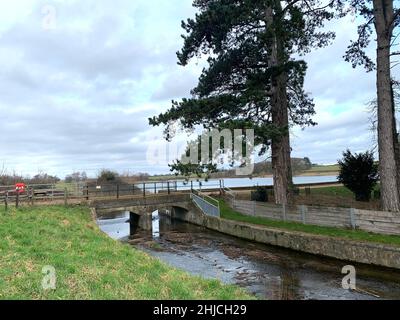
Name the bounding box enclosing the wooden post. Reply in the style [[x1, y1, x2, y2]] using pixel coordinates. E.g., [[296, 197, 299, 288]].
[[117, 184, 120, 199], [5, 191, 8, 211], [143, 183, 146, 197], [28, 187, 32, 206], [190, 181, 193, 192], [349, 208, 356, 230], [219, 180, 222, 196], [16, 191, 19, 209], [154, 183, 157, 194], [86, 185, 89, 201], [167, 182, 170, 195], [64, 188, 68, 206], [282, 203, 286, 221], [132, 184, 135, 195], [175, 181, 178, 191], [301, 205, 307, 224], [31, 188, 35, 205]]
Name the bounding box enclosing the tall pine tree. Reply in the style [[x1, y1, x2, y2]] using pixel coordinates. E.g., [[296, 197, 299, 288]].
[[150, 0, 342, 204], [344, 0, 400, 211]]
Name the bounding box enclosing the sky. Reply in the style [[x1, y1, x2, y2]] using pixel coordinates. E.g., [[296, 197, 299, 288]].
[[0, 0, 398, 178]]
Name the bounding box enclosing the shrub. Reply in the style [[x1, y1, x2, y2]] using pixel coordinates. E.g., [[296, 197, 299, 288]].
[[97, 169, 121, 184], [251, 186, 269, 202], [338, 150, 379, 202]]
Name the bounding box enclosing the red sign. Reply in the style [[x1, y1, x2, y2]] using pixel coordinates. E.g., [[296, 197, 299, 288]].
[[15, 183, 26, 194]]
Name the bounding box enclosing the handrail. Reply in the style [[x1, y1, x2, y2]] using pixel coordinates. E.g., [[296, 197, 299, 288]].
[[191, 190, 220, 217], [223, 186, 235, 197]]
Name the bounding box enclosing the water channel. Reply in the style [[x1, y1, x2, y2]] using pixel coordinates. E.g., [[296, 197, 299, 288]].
[[97, 210, 400, 300]]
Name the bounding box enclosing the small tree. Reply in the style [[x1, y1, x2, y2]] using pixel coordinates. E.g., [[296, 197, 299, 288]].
[[338, 150, 379, 202], [97, 169, 120, 184]]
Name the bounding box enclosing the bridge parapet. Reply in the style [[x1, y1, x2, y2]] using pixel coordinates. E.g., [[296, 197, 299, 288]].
[[93, 193, 192, 215]]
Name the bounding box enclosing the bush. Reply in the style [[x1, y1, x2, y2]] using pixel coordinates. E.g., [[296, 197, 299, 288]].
[[338, 150, 379, 202], [251, 186, 269, 202], [97, 169, 121, 184]]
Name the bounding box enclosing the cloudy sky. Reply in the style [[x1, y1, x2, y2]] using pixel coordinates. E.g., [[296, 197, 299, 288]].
[[0, 0, 397, 178]]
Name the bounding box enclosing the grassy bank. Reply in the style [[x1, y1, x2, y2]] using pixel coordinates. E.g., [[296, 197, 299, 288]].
[[219, 201, 400, 247], [300, 186, 353, 197], [0, 205, 251, 300]]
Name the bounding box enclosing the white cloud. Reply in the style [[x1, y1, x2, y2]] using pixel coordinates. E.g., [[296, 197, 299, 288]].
[[0, 2, 397, 177]]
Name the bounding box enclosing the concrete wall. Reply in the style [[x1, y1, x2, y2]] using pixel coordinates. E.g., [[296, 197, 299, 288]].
[[172, 207, 400, 270]]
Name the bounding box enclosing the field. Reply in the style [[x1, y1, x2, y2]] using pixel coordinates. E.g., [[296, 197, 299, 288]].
[[0, 205, 251, 300], [299, 164, 339, 176]]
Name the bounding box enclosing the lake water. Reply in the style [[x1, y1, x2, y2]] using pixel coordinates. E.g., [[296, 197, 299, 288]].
[[153, 175, 339, 192]]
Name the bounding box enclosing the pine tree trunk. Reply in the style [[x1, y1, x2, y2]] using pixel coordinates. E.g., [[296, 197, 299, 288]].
[[266, 4, 293, 205], [271, 74, 293, 205], [391, 83, 400, 186], [373, 0, 400, 212]]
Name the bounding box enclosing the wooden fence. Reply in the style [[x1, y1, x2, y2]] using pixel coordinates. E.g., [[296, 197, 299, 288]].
[[0, 181, 194, 209], [230, 198, 400, 236]]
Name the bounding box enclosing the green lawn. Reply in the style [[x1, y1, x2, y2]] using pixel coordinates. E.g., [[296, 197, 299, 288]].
[[0, 205, 252, 300], [219, 200, 400, 247], [301, 186, 354, 198]]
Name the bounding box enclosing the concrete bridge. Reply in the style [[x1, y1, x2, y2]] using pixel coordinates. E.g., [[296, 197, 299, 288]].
[[91, 191, 219, 231]]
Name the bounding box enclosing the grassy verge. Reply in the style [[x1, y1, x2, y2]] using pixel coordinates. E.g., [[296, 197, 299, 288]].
[[299, 186, 353, 198], [0, 205, 252, 300], [219, 200, 400, 247]]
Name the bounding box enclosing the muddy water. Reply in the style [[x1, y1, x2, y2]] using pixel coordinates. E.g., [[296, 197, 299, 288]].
[[97, 211, 400, 300]]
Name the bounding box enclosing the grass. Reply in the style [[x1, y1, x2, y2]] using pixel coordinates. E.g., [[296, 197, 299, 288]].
[[0, 205, 252, 300], [219, 200, 400, 247], [307, 164, 340, 172], [300, 186, 354, 198]]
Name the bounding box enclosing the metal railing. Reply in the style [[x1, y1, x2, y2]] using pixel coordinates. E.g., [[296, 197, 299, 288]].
[[191, 190, 220, 218], [221, 186, 236, 207]]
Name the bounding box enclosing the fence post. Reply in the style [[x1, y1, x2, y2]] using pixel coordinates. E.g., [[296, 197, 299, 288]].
[[301, 205, 307, 224], [132, 184, 135, 195], [219, 180, 222, 196], [86, 185, 89, 201], [282, 203, 286, 221], [64, 188, 68, 206], [167, 182, 170, 195], [28, 187, 32, 206], [154, 183, 157, 194], [16, 191, 19, 209], [116, 184, 120, 199], [31, 188, 34, 205], [190, 181, 193, 192], [5, 191, 8, 211], [253, 201, 256, 216], [349, 208, 356, 230], [143, 183, 146, 198]]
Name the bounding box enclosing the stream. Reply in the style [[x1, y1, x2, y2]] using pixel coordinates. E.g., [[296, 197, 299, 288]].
[[97, 211, 400, 300]]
